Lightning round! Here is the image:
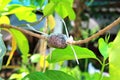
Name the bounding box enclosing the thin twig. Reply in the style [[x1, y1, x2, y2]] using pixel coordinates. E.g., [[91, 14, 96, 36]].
[[67, 17, 120, 45], [0, 24, 48, 40]]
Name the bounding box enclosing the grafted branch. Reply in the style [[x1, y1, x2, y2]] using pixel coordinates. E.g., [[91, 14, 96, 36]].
[[0, 17, 120, 45]]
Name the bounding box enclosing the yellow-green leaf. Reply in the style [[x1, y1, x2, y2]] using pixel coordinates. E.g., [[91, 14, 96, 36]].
[[0, 16, 10, 24], [47, 15, 56, 30], [109, 31, 120, 80], [0, 0, 11, 10], [43, 2, 55, 16], [2, 28, 17, 66], [10, 29, 29, 64]]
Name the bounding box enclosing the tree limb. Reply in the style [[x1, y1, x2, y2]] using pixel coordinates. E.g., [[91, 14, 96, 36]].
[[0, 24, 47, 40], [0, 17, 120, 45], [67, 17, 120, 45]]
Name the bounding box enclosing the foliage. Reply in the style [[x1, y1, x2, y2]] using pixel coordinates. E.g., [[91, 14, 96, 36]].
[[23, 70, 76, 80], [109, 31, 120, 80], [10, 29, 29, 64], [43, 0, 76, 20], [47, 45, 97, 63], [0, 0, 120, 80]]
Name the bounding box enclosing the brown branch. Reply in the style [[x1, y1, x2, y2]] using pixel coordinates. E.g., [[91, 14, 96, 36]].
[[0, 17, 120, 46], [0, 24, 47, 40], [68, 17, 120, 45]]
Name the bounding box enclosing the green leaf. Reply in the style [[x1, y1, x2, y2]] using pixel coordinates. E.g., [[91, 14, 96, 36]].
[[38, 0, 45, 8], [10, 29, 29, 64], [109, 31, 120, 80], [8, 6, 37, 22], [0, 16, 10, 24], [98, 38, 109, 59], [55, 3, 68, 19], [43, 2, 55, 16], [47, 45, 96, 63], [0, 0, 11, 10], [44, 70, 76, 80], [62, 3, 76, 20], [55, 2, 76, 20], [0, 34, 6, 70], [15, 11, 37, 22], [23, 70, 76, 80], [22, 72, 51, 80]]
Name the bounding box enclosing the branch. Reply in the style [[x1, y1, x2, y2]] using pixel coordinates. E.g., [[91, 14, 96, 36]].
[[0, 17, 120, 46], [0, 24, 47, 40], [67, 17, 120, 45]]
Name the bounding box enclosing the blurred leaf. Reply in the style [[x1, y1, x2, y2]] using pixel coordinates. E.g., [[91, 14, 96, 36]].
[[30, 54, 40, 63], [39, 55, 49, 68], [0, 34, 6, 70], [10, 29, 29, 64], [109, 31, 120, 80], [98, 38, 109, 59], [55, 3, 68, 19], [9, 72, 28, 80], [0, 0, 11, 10], [62, 3, 76, 20], [51, 0, 74, 7], [47, 15, 56, 30], [23, 70, 77, 80], [44, 70, 76, 80], [37, 0, 45, 7], [0, 16, 10, 24], [47, 45, 97, 63], [82, 72, 109, 80], [55, 2, 76, 20], [15, 11, 37, 22], [43, 2, 55, 16], [8, 6, 34, 14], [61, 66, 81, 80], [22, 72, 51, 80], [2, 29, 17, 66], [8, 6, 37, 22]]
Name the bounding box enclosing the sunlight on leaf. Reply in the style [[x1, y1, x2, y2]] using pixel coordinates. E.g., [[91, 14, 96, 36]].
[[10, 29, 29, 64], [0, 16, 10, 24], [39, 55, 49, 68], [43, 2, 55, 16], [2, 29, 17, 66], [47, 45, 97, 63], [47, 15, 56, 30], [0, 0, 11, 10], [15, 11, 37, 22], [109, 31, 120, 80], [55, 3, 68, 19], [8, 6, 37, 22]]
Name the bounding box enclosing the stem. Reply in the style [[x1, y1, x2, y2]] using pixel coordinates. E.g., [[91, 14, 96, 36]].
[[84, 59, 88, 72], [96, 58, 102, 65], [99, 58, 106, 80], [0, 24, 47, 40], [67, 17, 120, 45]]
